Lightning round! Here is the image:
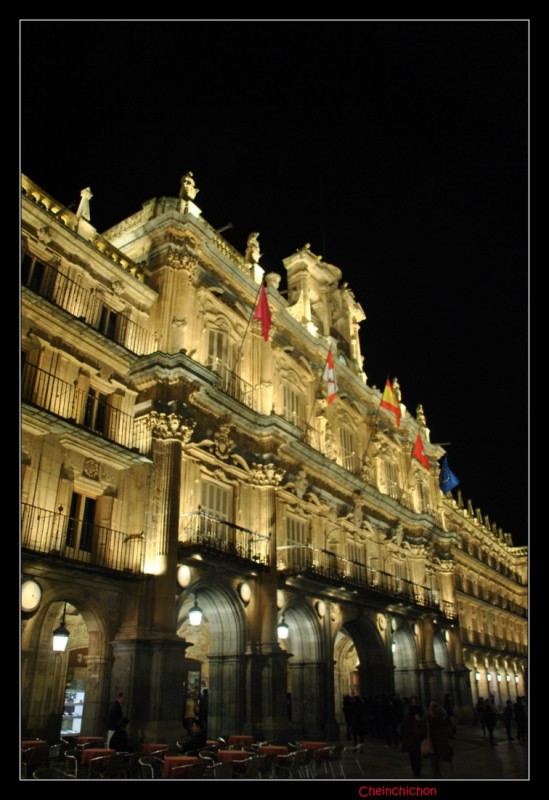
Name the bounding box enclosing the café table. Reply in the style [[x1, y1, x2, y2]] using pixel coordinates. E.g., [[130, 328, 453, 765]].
[[140, 742, 169, 755], [162, 755, 200, 778], [258, 745, 288, 756], [217, 749, 250, 763], [77, 736, 105, 746], [21, 739, 48, 749], [79, 747, 116, 775], [227, 735, 254, 747]]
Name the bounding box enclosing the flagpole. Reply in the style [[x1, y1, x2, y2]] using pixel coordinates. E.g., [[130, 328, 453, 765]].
[[231, 281, 264, 374], [362, 375, 390, 462]]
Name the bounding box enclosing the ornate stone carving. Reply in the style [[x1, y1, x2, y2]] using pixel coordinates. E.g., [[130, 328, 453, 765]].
[[285, 468, 309, 499], [166, 248, 199, 277], [265, 272, 282, 290], [249, 463, 285, 486], [149, 411, 196, 443], [83, 458, 100, 480], [37, 226, 52, 244], [111, 280, 125, 296], [211, 424, 235, 460], [172, 316, 187, 328]]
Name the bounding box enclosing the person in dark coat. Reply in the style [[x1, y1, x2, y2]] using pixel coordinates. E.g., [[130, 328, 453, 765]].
[[401, 704, 427, 777], [343, 694, 353, 740], [107, 692, 127, 746], [514, 697, 527, 743], [483, 698, 497, 745], [179, 720, 207, 754], [349, 693, 365, 747], [476, 697, 486, 735], [503, 700, 514, 741], [427, 701, 453, 777], [109, 717, 134, 752]]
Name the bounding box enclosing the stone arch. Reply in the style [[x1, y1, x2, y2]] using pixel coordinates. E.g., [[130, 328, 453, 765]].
[[337, 614, 392, 711], [21, 588, 111, 740], [392, 625, 420, 698], [176, 579, 247, 737], [278, 602, 325, 738]]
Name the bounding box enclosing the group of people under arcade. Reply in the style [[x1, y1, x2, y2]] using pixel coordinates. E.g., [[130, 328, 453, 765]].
[[342, 691, 527, 778]]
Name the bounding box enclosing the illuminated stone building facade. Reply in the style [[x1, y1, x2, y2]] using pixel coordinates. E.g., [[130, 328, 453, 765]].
[[21, 173, 527, 744]]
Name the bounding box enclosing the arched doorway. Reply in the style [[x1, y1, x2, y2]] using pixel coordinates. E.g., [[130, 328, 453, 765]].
[[392, 626, 420, 699], [334, 616, 391, 734], [22, 596, 109, 740], [176, 581, 247, 738], [278, 604, 324, 738]]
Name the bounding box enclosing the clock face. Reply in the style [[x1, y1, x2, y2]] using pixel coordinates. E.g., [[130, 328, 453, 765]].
[[21, 579, 42, 613]]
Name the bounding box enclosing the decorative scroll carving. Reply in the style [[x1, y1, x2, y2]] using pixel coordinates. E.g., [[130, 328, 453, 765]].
[[149, 411, 195, 443], [284, 468, 309, 499], [211, 424, 235, 460]]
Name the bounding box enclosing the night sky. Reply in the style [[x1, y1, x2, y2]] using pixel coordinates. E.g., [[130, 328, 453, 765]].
[[20, 20, 529, 546]]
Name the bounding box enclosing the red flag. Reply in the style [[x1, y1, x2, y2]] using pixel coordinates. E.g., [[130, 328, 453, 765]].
[[253, 283, 271, 341], [323, 349, 339, 404], [412, 432, 430, 470], [380, 379, 401, 427]]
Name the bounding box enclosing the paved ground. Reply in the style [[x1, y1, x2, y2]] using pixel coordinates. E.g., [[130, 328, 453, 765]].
[[321, 724, 529, 782]]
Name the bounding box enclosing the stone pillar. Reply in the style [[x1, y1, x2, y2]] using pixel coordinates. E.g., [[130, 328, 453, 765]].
[[241, 478, 290, 741], [110, 638, 194, 745], [418, 615, 442, 705], [321, 605, 339, 740], [80, 652, 110, 737], [207, 654, 247, 738], [288, 660, 325, 739]]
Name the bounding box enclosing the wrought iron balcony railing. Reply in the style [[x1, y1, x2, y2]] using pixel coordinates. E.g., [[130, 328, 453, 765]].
[[277, 542, 457, 619], [205, 360, 255, 409], [179, 510, 270, 568], [21, 502, 144, 573], [22, 254, 155, 355], [22, 362, 134, 449]]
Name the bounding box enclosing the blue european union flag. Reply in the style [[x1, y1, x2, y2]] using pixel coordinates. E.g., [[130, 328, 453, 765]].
[[439, 455, 460, 494]]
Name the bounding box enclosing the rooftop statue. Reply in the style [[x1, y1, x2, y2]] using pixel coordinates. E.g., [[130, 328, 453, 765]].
[[76, 187, 93, 221], [245, 232, 261, 265], [179, 171, 199, 201]]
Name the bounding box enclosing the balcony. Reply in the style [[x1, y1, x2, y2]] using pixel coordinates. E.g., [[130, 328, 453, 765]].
[[22, 362, 134, 449], [22, 254, 155, 355], [21, 502, 144, 574], [179, 511, 270, 569], [206, 361, 255, 409], [277, 543, 457, 619]]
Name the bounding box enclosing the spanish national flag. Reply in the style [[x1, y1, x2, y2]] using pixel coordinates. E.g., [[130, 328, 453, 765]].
[[380, 379, 401, 427]]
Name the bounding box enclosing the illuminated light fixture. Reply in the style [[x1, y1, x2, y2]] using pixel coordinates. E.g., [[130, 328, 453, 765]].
[[497, 674, 501, 682], [277, 590, 284, 609], [238, 583, 252, 605], [444, 629, 450, 642], [487, 673, 492, 681], [390, 618, 397, 632], [277, 615, 289, 640], [189, 594, 203, 626], [514, 675, 519, 684], [475, 672, 480, 681], [52, 602, 70, 652], [315, 600, 326, 618], [413, 623, 419, 636], [391, 641, 396, 653], [506, 674, 510, 682]]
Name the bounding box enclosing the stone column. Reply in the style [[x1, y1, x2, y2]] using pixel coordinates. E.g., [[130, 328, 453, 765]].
[[241, 474, 291, 741]]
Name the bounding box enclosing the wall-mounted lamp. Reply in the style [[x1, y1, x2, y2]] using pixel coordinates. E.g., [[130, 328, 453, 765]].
[[391, 641, 396, 653], [52, 601, 70, 652], [315, 600, 326, 618], [189, 593, 203, 626], [475, 671, 480, 681], [277, 615, 289, 640], [486, 672, 492, 682], [514, 675, 519, 684], [506, 674, 510, 682], [238, 583, 252, 605]]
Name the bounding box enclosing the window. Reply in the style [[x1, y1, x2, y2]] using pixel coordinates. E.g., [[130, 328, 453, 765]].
[[65, 492, 96, 553], [200, 481, 231, 544], [83, 388, 109, 435], [340, 427, 358, 473], [386, 460, 399, 499], [286, 515, 308, 570], [282, 384, 301, 426], [207, 329, 230, 374]]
